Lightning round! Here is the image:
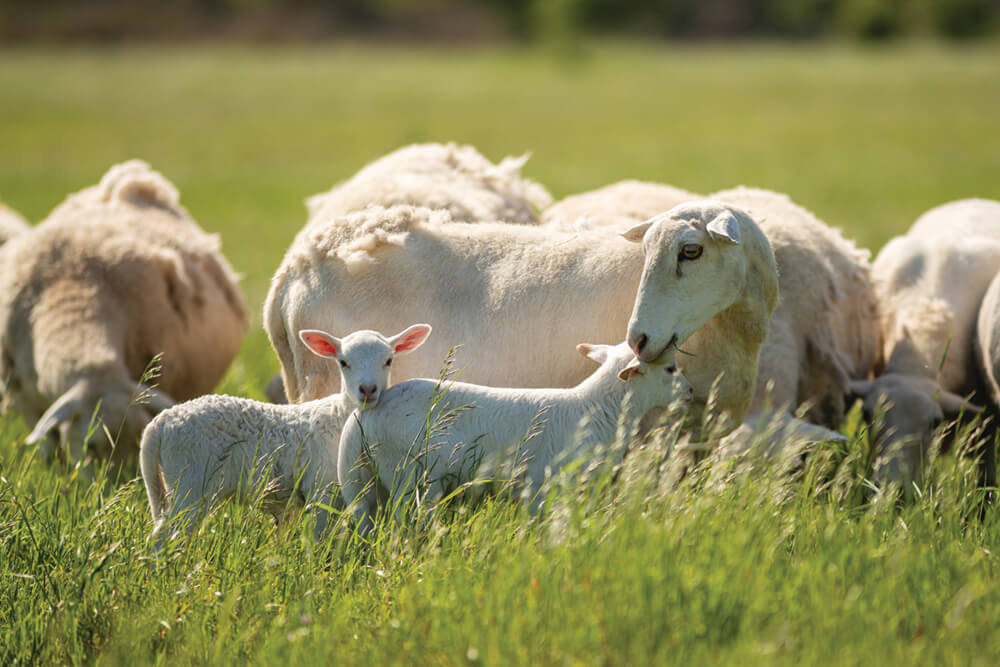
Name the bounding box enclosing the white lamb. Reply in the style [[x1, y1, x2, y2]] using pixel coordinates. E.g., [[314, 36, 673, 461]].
[[0, 160, 248, 467], [140, 324, 431, 551], [0, 202, 29, 246], [854, 199, 999, 488], [265, 202, 779, 437], [338, 342, 692, 532], [541, 180, 698, 231]]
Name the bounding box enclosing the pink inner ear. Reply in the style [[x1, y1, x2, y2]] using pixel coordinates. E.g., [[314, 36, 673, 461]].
[[395, 329, 426, 353], [302, 333, 339, 357]]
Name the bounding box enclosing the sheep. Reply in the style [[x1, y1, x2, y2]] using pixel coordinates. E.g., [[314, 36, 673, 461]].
[[0, 160, 248, 468], [264, 142, 551, 404], [0, 202, 29, 246], [853, 199, 1000, 488], [140, 324, 431, 551], [265, 202, 778, 436], [338, 341, 692, 532], [303, 142, 552, 231], [541, 180, 698, 231], [708, 187, 880, 432]]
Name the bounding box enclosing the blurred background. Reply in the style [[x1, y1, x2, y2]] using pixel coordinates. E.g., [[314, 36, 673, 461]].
[[1, 0, 998, 394], [1, 0, 997, 42]]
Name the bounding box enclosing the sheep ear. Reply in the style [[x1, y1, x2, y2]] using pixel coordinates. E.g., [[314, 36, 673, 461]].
[[26, 381, 89, 445], [937, 390, 984, 417], [388, 324, 432, 355], [621, 220, 653, 243], [299, 329, 341, 358], [847, 379, 874, 399], [577, 343, 611, 365], [618, 358, 645, 381], [706, 211, 741, 245]]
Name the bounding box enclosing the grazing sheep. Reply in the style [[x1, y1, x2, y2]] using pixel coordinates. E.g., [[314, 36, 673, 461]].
[[856, 199, 1000, 487], [709, 187, 880, 430], [140, 324, 431, 551], [0, 160, 248, 467], [0, 203, 29, 246], [265, 202, 778, 436], [541, 180, 698, 231], [304, 142, 551, 230], [338, 342, 692, 532]]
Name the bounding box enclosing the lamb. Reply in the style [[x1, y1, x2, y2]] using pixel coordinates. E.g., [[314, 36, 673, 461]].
[[140, 324, 431, 551], [338, 341, 692, 532], [0, 160, 248, 468], [265, 202, 779, 436], [541, 180, 698, 231], [708, 187, 880, 433], [852, 199, 1000, 488], [0, 203, 29, 246]]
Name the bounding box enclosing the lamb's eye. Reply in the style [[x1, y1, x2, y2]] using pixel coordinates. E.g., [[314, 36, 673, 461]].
[[339, 360, 349, 369], [385, 358, 392, 367], [680, 244, 703, 261]]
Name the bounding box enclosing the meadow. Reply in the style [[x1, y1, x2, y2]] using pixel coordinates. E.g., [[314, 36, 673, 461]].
[[1, 42, 1000, 664]]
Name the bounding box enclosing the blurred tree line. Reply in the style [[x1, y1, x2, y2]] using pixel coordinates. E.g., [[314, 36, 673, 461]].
[[0, 0, 996, 42]]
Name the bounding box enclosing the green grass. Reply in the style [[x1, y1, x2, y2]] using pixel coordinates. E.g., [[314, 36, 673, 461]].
[[1, 42, 1000, 664]]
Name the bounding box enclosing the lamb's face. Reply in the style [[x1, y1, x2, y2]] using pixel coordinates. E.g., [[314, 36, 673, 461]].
[[623, 202, 750, 364], [299, 324, 432, 409], [849, 374, 981, 487], [336, 334, 397, 408], [614, 346, 693, 411]]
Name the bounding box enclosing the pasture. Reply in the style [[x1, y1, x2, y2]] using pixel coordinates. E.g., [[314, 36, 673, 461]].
[[2, 42, 1000, 664]]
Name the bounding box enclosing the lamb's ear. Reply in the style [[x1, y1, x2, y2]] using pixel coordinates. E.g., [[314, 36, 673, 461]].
[[26, 381, 89, 445], [577, 343, 612, 365], [937, 390, 984, 417], [706, 211, 741, 245], [847, 379, 874, 399], [618, 358, 646, 381], [621, 220, 653, 243], [388, 324, 432, 355], [299, 329, 342, 358]]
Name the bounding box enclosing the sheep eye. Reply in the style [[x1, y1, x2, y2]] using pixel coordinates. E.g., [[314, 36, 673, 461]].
[[385, 358, 392, 367], [339, 360, 349, 369], [679, 244, 703, 261]]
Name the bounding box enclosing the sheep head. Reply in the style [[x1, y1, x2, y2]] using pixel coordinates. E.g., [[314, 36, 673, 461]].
[[622, 201, 771, 365], [26, 377, 175, 467]]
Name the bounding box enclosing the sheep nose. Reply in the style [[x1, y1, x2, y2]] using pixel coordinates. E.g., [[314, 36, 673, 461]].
[[630, 332, 648, 357], [359, 384, 377, 400]]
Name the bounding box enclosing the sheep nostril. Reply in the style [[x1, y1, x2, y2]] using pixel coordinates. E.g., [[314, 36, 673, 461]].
[[631, 333, 648, 356], [666, 365, 677, 374]]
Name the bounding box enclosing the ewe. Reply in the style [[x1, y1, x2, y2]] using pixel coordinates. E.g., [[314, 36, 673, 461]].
[[857, 199, 999, 488], [0, 160, 247, 468], [338, 342, 692, 533], [140, 324, 431, 551], [266, 202, 778, 435], [0, 203, 29, 246]]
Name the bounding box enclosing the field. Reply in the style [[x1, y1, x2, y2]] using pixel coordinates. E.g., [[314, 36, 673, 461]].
[[2, 42, 1000, 664]]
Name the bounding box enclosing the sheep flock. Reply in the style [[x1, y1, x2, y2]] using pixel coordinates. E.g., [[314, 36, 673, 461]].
[[0, 142, 997, 548]]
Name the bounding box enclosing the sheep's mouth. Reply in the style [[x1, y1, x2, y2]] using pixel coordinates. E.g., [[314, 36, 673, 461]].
[[645, 334, 678, 366]]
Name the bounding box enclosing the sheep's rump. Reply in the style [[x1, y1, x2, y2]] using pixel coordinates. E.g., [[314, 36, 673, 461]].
[[304, 142, 552, 231]]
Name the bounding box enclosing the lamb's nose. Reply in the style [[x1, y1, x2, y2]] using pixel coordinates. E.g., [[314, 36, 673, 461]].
[[359, 384, 377, 400], [630, 332, 648, 357]]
